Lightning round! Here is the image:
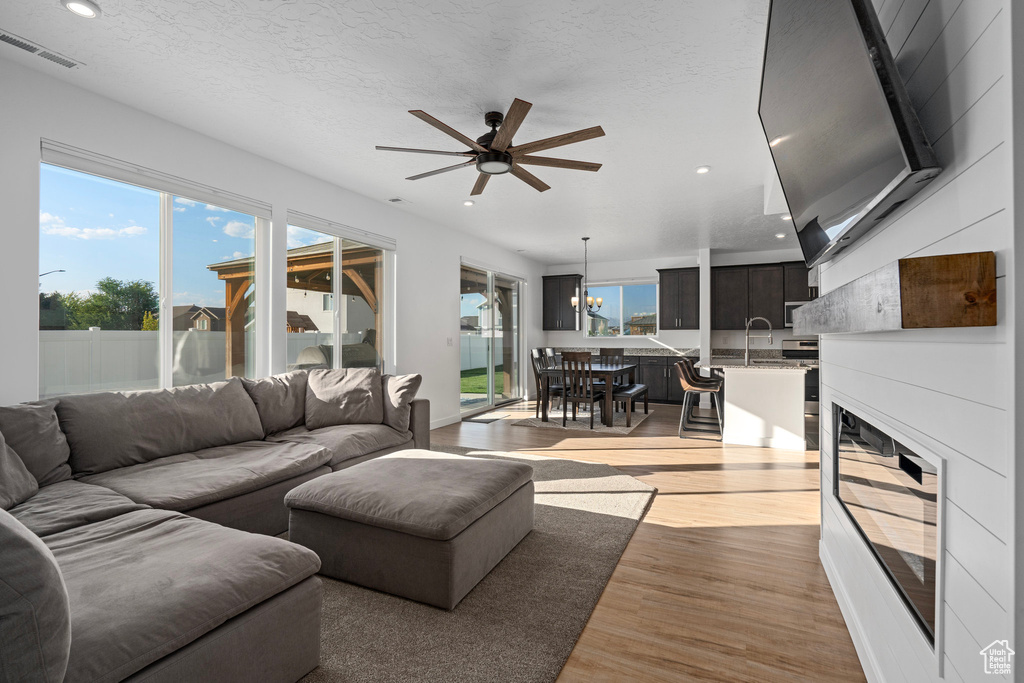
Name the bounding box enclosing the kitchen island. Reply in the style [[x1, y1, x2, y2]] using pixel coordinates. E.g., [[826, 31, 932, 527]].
[[696, 358, 816, 451]]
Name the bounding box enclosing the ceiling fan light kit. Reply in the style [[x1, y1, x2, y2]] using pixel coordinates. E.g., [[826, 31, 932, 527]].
[[377, 98, 605, 195]]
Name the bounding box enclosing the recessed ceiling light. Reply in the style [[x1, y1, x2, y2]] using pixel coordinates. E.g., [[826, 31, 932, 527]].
[[782, 214, 792, 220], [463, 200, 475, 207], [695, 166, 711, 174], [775, 232, 786, 239], [62, 0, 101, 18]]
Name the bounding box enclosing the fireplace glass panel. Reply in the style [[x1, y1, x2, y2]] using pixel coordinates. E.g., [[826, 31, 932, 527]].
[[834, 405, 937, 643]]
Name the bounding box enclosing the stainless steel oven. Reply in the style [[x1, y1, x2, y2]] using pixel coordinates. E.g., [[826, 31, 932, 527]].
[[782, 339, 819, 414]]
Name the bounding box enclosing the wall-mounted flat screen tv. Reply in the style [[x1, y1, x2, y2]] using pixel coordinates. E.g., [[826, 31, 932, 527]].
[[758, 0, 942, 268]]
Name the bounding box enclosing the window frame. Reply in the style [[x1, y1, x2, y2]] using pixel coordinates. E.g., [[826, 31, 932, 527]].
[[584, 280, 660, 339], [39, 155, 266, 394]]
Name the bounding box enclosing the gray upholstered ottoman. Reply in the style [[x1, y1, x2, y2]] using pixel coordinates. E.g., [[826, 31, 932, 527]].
[[285, 449, 534, 609]]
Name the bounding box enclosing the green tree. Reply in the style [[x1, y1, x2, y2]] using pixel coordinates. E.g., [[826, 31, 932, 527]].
[[76, 278, 159, 331], [141, 310, 159, 331], [39, 291, 83, 330]]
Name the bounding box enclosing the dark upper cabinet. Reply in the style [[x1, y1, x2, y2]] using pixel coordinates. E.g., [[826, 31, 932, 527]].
[[542, 275, 582, 331], [711, 267, 749, 330], [747, 265, 786, 329], [658, 267, 700, 330], [783, 261, 813, 302]]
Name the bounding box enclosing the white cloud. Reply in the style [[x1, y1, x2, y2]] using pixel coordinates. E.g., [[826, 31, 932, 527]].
[[212, 239, 219, 243], [173, 207, 186, 213], [206, 204, 230, 212], [287, 225, 331, 249], [223, 221, 254, 239], [109, 213, 115, 218], [174, 198, 197, 206], [232, 251, 252, 259], [40, 211, 149, 240], [205, 216, 223, 226]]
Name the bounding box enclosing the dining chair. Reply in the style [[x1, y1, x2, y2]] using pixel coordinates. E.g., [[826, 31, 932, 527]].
[[561, 351, 604, 429], [596, 347, 625, 409], [531, 349, 562, 418], [673, 360, 723, 438], [542, 347, 557, 369]]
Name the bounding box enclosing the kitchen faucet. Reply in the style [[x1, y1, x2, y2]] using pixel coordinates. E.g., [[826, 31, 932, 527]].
[[744, 317, 773, 366]]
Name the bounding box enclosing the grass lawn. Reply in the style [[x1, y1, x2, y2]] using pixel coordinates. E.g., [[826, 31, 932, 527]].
[[460, 365, 504, 395]]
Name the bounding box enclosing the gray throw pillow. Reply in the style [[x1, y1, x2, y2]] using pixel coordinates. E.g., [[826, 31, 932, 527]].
[[0, 431, 38, 510], [241, 371, 308, 435], [382, 374, 422, 433], [305, 368, 383, 429], [0, 400, 72, 486], [0, 509, 71, 683]]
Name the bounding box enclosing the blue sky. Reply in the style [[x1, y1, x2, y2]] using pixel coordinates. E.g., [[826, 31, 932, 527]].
[[38, 164, 284, 307]]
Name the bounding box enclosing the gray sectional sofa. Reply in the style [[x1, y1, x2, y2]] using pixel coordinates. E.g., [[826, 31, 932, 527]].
[[0, 368, 428, 683]]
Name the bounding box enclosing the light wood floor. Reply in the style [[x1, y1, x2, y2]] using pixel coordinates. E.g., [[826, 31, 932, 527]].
[[433, 402, 866, 683]]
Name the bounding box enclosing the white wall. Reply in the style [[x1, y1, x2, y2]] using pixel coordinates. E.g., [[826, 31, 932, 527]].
[[0, 57, 545, 428], [817, 2, 1016, 681]]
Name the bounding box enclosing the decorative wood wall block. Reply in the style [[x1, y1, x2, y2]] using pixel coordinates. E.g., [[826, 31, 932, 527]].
[[793, 251, 996, 335]]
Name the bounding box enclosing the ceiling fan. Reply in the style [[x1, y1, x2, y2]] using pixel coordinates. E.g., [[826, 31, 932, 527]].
[[376, 98, 605, 196]]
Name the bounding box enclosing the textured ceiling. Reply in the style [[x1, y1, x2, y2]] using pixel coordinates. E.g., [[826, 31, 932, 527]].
[[0, 0, 795, 265]]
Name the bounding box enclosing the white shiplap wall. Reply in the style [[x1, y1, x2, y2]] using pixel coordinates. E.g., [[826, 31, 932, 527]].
[[818, 1, 1015, 682]]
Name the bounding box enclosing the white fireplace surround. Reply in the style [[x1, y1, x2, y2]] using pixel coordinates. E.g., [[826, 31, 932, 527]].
[[820, 390, 947, 681]]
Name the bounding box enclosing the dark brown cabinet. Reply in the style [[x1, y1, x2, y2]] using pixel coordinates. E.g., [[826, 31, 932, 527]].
[[637, 357, 669, 402], [747, 265, 786, 329], [711, 267, 749, 330], [783, 261, 813, 302], [657, 267, 700, 330], [542, 275, 582, 331]]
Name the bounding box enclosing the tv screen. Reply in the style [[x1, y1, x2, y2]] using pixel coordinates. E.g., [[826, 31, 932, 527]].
[[759, 0, 941, 267]]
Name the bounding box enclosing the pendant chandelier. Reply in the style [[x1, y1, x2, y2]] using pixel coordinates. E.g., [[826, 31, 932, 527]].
[[570, 237, 602, 314]]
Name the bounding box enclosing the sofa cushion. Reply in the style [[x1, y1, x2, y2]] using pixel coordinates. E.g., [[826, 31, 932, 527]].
[[240, 370, 307, 435], [382, 373, 422, 433], [56, 377, 265, 476], [44, 508, 321, 683], [0, 509, 71, 683], [285, 450, 534, 541], [305, 367, 383, 429], [9, 480, 149, 537], [0, 400, 72, 486], [0, 430, 38, 510], [79, 440, 331, 512], [267, 423, 412, 468]]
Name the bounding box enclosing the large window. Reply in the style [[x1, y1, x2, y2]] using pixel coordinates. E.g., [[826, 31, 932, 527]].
[[39, 163, 261, 397], [285, 224, 386, 372], [586, 283, 658, 337]]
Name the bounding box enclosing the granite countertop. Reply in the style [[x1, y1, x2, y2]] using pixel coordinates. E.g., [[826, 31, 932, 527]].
[[696, 358, 819, 370], [554, 347, 787, 360]]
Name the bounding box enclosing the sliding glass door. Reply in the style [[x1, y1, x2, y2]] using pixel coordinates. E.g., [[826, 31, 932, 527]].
[[460, 265, 522, 413]]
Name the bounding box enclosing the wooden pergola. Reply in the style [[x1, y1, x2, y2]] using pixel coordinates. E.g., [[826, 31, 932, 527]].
[[208, 242, 383, 377]]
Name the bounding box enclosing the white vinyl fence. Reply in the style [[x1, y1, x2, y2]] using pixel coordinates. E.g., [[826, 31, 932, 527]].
[[460, 333, 505, 372], [39, 330, 331, 398]]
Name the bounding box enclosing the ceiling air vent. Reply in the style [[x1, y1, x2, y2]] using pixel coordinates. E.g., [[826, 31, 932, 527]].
[[0, 29, 82, 68]]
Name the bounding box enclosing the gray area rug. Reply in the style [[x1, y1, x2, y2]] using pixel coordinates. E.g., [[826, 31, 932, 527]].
[[512, 408, 652, 434], [301, 445, 656, 683]]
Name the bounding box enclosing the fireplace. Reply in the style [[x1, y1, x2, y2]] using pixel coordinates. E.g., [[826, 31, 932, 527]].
[[833, 404, 939, 643]]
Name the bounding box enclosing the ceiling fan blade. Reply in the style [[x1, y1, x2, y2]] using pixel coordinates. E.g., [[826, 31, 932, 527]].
[[508, 126, 605, 156], [490, 98, 532, 152], [406, 159, 477, 181], [471, 173, 490, 196], [510, 165, 551, 192], [408, 110, 488, 153], [376, 146, 476, 157], [514, 155, 602, 172]]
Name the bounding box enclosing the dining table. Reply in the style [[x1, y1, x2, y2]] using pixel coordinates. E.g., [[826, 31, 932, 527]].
[[538, 362, 638, 427]]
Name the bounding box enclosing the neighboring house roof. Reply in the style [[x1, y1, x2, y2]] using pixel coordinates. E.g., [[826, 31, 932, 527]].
[[627, 313, 656, 325], [287, 311, 318, 331]]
